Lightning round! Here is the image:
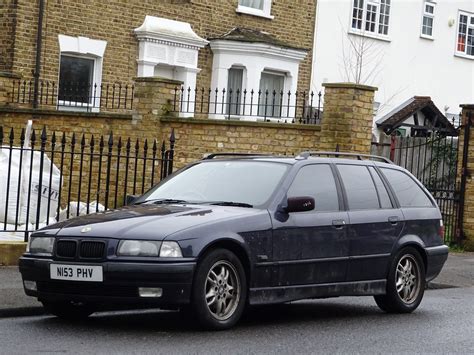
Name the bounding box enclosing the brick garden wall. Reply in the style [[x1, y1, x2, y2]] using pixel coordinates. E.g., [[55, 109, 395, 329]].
[[5, 0, 316, 92]]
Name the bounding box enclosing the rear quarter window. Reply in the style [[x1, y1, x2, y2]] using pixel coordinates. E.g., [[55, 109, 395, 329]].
[[380, 168, 433, 208]]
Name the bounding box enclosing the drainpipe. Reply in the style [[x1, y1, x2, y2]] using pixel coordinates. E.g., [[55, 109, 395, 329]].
[[33, 0, 45, 109]]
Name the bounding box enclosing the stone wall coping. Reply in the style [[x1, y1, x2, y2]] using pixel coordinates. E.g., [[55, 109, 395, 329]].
[[0, 107, 133, 120], [134, 76, 183, 86], [160, 116, 322, 131], [0, 71, 22, 79], [322, 82, 378, 92]]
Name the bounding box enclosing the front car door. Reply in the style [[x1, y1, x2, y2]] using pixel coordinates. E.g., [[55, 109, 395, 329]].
[[271, 163, 349, 287]]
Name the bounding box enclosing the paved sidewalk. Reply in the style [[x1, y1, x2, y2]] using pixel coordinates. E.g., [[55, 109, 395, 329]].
[[0, 252, 472, 318]]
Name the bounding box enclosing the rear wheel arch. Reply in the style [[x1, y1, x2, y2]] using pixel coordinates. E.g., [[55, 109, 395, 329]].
[[393, 240, 428, 275]]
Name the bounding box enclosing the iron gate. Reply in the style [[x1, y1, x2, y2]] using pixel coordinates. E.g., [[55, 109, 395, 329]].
[[372, 118, 471, 246]]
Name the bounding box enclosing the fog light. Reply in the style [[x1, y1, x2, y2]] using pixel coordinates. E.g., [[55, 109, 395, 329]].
[[138, 287, 162, 298], [23, 280, 37, 292]]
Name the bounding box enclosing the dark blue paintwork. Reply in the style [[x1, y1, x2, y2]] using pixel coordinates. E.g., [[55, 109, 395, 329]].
[[19, 156, 449, 308]]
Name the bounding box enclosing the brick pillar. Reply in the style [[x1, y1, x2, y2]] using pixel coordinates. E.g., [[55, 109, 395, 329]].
[[320, 83, 377, 154], [133, 77, 182, 122], [459, 105, 474, 251], [0, 72, 21, 106]]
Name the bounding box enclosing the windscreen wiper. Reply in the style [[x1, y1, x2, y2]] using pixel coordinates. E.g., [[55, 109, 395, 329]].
[[134, 198, 190, 205], [207, 201, 253, 208]]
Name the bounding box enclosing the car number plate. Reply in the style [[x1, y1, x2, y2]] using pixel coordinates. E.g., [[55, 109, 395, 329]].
[[50, 264, 103, 282]]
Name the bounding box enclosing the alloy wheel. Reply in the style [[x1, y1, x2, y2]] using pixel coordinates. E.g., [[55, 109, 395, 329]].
[[395, 254, 421, 304], [204, 260, 241, 321]]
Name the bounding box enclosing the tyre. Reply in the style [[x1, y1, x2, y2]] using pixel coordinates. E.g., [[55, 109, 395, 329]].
[[191, 248, 247, 330], [374, 247, 425, 313], [42, 300, 95, 320]]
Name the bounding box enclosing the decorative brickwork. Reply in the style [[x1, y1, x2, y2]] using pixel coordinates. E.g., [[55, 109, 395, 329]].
[[459, 105, 474, 251], [3, 0, 316, 94], [320, 83, 377, 154]]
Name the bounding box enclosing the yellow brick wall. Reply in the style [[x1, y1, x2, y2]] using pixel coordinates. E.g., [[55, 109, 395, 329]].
[[7, 0, 316, 94], [459, 105, 474, 251], [0, 0, 16, 72]]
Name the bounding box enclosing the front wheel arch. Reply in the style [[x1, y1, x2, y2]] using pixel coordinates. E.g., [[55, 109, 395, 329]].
[[197, 239, 252, 287]]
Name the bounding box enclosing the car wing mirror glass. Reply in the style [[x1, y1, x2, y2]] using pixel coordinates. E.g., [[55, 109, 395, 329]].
[[286, 196, 315, 213]]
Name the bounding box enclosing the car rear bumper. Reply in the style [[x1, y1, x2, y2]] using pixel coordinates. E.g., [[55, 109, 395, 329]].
[[19, 257, 196, 306], [425, 245, 449, 282]]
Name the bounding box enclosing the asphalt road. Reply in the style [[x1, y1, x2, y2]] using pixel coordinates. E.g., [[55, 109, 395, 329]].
[[0, 287, 472, 354]]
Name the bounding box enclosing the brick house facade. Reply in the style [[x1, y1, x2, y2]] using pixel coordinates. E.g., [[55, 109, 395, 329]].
[[0, 0, 317, 101]]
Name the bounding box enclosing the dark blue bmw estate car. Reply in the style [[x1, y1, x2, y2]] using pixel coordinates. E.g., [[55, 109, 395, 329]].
[[20, 152, 449, 329]]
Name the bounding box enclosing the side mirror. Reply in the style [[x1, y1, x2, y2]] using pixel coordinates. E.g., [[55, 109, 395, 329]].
[[286, 196, 315, 213]]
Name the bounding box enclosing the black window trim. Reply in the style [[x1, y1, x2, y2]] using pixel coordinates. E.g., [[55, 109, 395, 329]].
[[334, 162, 382, 211], [368, 166, 395, 209]]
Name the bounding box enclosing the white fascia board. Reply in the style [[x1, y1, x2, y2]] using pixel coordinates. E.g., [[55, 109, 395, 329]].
[[210, 40, 307, 62]]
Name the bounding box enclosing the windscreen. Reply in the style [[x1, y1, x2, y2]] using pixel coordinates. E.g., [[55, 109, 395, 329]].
[[143, 161, 289, 208]]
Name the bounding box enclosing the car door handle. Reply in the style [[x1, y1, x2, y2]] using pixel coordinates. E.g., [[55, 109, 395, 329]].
[[332, 219, 346, 229], [388, 216, 399, 225]]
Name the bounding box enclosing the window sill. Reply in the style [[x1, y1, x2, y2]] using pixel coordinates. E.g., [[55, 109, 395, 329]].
[[454, 52, 474, 60], [420, 34, 434, 41], [348, 29, 391, 43], [236, 5, 274, 20]]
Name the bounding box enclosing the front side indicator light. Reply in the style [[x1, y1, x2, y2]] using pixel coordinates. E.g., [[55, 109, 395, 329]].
[[138, 287, 163, 298], [159, 241, 183, 258]]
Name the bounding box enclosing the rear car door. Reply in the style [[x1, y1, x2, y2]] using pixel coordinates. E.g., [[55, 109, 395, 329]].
[[379, 167, 440, 245], [336, 164, 404, 282], [271, 163, 349, 286]]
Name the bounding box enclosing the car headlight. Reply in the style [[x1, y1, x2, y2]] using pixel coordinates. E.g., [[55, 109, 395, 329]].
[[117, 240, 161, 257], [159, 241, 183, 258], [27, 237, 55, 256]]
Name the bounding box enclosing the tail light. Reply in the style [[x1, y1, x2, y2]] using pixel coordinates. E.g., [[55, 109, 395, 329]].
[[438, 220, 445, 240]]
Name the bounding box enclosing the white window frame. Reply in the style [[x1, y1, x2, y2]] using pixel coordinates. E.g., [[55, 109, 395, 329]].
[[258, 70, 287, 120], [58, 53, 101, 112], [236, 0, 274, 20], [420, 1, 436, 40], [57, 35, 107, 112], [349, 0, 391, 41], [455, 10, 474, 60]]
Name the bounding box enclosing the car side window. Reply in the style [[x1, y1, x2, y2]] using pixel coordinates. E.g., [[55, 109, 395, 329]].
[[337, 164, 379, 210], [380, 168, 433, 208], [368, 167, 393, 209], [287, 164, 339, 212]]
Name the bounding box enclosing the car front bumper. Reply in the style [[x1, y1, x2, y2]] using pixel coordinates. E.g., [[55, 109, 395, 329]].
[[19, 257, 196, 306]]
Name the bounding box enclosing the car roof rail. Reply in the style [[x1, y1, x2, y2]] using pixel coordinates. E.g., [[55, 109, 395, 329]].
[[202, 152, 276, 160], [297, 151, 393, 164]]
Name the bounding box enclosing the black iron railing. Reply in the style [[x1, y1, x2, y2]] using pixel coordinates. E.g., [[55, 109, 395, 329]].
[[0, 126, 175, 240], [173, 87, 323, 124], [11, 80, 135, 111]]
